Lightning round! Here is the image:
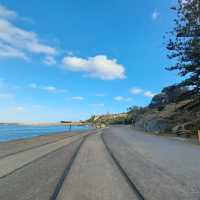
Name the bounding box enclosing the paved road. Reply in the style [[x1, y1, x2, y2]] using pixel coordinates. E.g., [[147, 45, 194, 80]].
[[103, 126, 200, 200], [0, 135, 84, 178], [0, 127, 199, 200], [57, 133, 138, 200], [0, 131, 91, 159], [0, 140, 82, 200]]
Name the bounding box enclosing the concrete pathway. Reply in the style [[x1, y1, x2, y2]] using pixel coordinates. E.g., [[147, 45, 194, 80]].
[[103, 126, 200, 200], [0, 135, 84, 178], [0, 131, 91, 159], [57, 133, 138, 200], [0, 140, 82, 200]]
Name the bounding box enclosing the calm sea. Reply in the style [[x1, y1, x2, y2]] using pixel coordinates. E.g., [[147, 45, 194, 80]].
[[0, 124, 91, 142]]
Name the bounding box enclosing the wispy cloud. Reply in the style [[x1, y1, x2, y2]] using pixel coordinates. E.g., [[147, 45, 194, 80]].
[[130, 86, 156, 98], [152, 9, 160, 20], [0, 4, 57, 61], [144, 91, 155, 98], [114, 96, 124, 101], [62, 55, 126, 80], [130, 87, 143, 95], [114, 96, 132, 102], [0, 4, 17, 19], [41, 86, 58, 93], [181, 0, 192, 4], [28, 83, 66, 93], [96, 93, 105, 97], [71, 96, 84, 100], [0, 42, 27, 59]]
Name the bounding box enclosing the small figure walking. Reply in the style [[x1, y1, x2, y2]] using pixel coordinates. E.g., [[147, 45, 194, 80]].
[[69, 124, 72, 132]]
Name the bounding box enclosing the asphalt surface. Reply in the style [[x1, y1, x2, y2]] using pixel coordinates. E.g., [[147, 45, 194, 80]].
[[0, 135, 84, 178], [103, 126, 200, 200], [0, 131, 90, 159], [57, 133, 138, 200], [0, 140, 82, 200], [0, 127, 199, 200]]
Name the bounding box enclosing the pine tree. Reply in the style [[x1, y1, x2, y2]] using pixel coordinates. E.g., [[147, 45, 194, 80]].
[[166, 0, 200, 95]]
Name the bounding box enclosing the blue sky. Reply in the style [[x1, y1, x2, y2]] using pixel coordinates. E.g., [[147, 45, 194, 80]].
[[0, 0, 181, 122]]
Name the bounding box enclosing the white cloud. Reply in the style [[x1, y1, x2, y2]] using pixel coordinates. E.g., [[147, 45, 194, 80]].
[[62, 55, 126, 80], [41, 85, 66, 93], [0, 5, 57, 61], [71, 96, 84, 100], [41, 86, 57, 92], [114, 96, 124, 101], [130, 86, 156, 98], [144, 91, 155, 98], [114, 96, 133, 102], [152, 9, 160, 20], [181, 0, 192, 4], [28, 83, 66, 93], [0, 42, 27, 59], [0, 4, 17, 19], [130, 87, 143, 95]]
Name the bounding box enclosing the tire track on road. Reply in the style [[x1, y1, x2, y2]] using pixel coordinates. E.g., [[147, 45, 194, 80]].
[[56, 132, 138, 200], [0, 133, 93, 179], [0, 131, 93, 160], [50, 136, 88, 200], [101, 132, 145, 200]]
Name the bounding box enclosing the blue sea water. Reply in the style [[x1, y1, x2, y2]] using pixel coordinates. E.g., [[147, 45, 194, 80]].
[[0, 124, 91, 142]]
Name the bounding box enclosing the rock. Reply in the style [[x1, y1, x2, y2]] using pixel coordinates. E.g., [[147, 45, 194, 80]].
[[134, 115, 172, 133], [149, 85, 188, 109]]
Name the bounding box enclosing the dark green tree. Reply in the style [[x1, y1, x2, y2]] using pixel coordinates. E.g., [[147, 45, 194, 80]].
[[166, 0, 200, 95]]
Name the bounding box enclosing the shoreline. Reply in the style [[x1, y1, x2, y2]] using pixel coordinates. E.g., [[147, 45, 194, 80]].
[[0, 122, 89, 126], [0, 130, 87, 143], [0, 123, 92, 142]]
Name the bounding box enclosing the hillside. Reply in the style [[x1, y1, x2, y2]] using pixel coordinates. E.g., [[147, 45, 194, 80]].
[[87, 113, 128, 125], [88, 85, 200, 137], [128, 85, 200, 137]]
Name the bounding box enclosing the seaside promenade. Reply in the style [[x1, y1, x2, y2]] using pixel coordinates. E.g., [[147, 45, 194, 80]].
[[0, 126, 199, 200]]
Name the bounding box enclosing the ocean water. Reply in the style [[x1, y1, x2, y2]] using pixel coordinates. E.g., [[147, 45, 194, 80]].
[[0, 124, 91, 142]]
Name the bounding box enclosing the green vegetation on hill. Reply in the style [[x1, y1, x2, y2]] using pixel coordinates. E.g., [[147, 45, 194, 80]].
[[87, 113, 129, 125]]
